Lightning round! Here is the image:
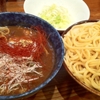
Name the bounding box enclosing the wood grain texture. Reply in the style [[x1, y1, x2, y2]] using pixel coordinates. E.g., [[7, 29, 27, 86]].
[[2, 0, 100, 99]]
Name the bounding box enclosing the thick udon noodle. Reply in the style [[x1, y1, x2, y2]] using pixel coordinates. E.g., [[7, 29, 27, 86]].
[[0, 26, 54, 95], [63, 21, 100, 91]]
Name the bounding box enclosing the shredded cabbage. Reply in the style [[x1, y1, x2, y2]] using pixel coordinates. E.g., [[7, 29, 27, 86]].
[[39, 4, 72, 30]]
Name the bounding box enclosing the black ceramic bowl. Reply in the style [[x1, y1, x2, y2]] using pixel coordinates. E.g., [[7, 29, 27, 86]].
[[0, 12, 64, 100], [62, 20, 100, 96]]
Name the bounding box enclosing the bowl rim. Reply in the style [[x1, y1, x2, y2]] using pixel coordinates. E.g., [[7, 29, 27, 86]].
[[62, 19, 100, 96], [62, 19, 100, 36], [0, 12, 64, 99]]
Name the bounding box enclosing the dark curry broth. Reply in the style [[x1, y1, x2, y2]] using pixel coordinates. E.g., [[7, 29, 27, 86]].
[[0, 26, 55, 95]]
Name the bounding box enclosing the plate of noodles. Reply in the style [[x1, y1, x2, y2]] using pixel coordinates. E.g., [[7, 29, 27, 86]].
[[62, 20, 100, 96], [23, 0, 90, 31]]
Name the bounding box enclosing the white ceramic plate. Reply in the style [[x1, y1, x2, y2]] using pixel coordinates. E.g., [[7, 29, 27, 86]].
[[23, 0, 90, 31]]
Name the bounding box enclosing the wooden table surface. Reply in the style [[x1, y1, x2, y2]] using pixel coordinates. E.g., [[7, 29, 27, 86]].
[[2, 0, 100, 100]]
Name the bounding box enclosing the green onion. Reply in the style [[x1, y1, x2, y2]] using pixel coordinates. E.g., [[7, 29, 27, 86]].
[[39, 4, 72, 30]]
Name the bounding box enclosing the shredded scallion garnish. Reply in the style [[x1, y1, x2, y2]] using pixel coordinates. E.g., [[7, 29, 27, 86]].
[[39, 4, 73, 30]]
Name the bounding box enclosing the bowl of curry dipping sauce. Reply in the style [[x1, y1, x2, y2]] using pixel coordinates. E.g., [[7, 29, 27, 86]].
[[62, 20, 100, 96], [0, 12, 64, 100]]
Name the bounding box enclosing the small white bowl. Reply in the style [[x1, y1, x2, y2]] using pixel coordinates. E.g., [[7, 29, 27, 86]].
[[23, 0, 90, 31]]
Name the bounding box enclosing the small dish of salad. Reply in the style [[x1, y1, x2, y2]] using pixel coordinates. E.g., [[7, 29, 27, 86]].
[[23, 0, 90, 31]]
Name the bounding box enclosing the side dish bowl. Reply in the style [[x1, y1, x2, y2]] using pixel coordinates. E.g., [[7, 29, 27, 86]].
[[0, 12, 64, 100], [23, 0, 90, 31], [62, 20, 100, 96]]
